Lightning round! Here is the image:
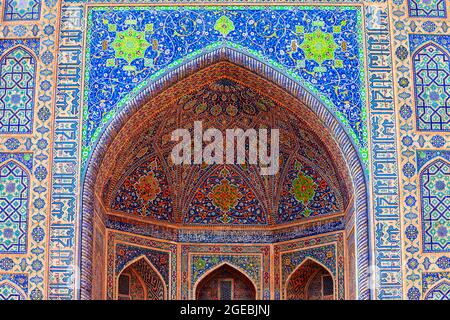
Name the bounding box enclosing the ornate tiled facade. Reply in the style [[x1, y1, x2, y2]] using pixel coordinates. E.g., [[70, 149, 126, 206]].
[[0, 0, 448, 301]]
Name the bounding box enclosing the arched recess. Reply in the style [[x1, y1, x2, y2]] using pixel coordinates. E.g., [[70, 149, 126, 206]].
[[419, 158, 450, 252], [412, 41, 450, 131], [0, 280, 27, 300], [0, 159, 30, 254], [424, 280, 450, 300], [0, 46, 36, 134], [284, 258, 335, 300], [116, 255, 166, 300], [194, 263, 257, 300], [80, 47, 370, 300]]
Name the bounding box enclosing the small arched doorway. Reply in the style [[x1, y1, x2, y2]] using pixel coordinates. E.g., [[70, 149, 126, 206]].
[[195, 264, 256, 300], [116, 257, 166, 300], [285, 259, 334, 300]]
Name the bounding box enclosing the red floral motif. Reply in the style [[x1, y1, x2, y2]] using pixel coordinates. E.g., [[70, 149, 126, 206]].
[[136, 171, 161, 202], [209, 179, 242, 211], [185, 166, 266, 224], [111, 156, 173, 221]]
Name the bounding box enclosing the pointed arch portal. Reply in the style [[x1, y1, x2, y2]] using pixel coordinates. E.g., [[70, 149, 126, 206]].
[[116, 256, 166, 300], [195, 264, 257, 300], [285, 258, 335, 300], [80, 48, 370, 300]]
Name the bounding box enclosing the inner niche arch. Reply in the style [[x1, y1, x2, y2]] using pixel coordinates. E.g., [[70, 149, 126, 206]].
[[0, 280, 27, 300], [116, 255, 166, 300], [194, 263, 257, 300], [424, 280, 450, 300], [80, 47, 370, 300], [285, 258, 335, 300]]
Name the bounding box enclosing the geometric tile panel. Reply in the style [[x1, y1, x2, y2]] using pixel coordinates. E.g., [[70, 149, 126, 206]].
[[408, 0, 447, 18], [0, 159, 30, 254], [3, 0, 41, 21], [191, 255, 261, 289], [0, 46, 36, 134], [417, 150, 450, 171], [420, 159, 450, 252], [412, 42, 450, 131]]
